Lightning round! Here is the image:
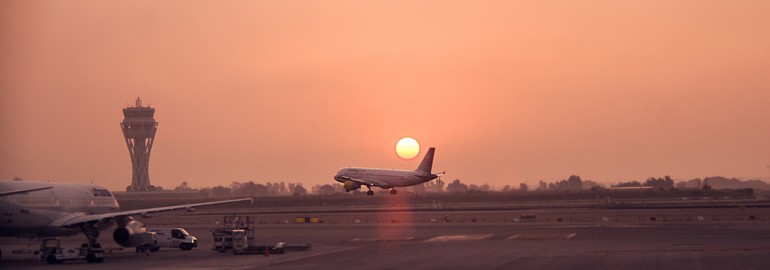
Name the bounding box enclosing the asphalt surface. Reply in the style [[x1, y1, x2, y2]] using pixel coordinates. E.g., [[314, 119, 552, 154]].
[[2, 207, 770, 269]]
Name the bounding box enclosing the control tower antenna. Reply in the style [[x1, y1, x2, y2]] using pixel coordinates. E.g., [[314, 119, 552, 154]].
[[120, 97, 158, 192]]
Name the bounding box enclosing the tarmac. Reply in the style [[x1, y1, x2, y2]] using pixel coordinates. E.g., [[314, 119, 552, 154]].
[[2, 206, 770, 269]]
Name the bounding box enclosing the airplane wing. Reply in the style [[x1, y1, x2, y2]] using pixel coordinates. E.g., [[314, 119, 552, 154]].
[[58, 198, 253, 227], [338, 175, 391, 188], [0, 186, 53, 197]]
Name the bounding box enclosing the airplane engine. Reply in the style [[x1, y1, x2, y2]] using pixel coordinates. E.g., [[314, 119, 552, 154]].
[[112, 217, 149, 247], [343, 181, 361, 192]]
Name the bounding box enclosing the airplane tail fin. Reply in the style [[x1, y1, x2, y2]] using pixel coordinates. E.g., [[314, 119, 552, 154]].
[[415, 147, 435, 175]]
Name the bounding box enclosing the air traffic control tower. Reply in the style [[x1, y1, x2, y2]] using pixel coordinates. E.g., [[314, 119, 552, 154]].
[[120, 97, 158, 192]]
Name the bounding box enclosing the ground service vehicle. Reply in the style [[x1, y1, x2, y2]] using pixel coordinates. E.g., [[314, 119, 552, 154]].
[[143, 228, 198, 251], [39, 238, 104, 264], [212, 216, 252, 253]]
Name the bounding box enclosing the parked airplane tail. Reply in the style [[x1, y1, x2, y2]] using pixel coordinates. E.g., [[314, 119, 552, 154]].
[[415, 147, 435, 174]]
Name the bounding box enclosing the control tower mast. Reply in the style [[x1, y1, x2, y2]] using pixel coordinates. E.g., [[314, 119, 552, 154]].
[[120, 97, 158, 192]]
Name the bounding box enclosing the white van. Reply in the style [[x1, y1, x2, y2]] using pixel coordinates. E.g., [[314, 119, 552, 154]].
[[146, 228, 198, 251]]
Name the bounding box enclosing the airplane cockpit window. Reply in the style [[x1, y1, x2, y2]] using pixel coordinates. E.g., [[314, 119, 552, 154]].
[[91, 187, 113, 197]]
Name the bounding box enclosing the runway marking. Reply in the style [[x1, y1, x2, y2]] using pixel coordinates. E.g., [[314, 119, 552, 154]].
[[265, 246, 361, 268], [422, 234, 493, 243], [552, 225, 601, 228], [350, 237, 415, 242], [507, 232, 577, 240]]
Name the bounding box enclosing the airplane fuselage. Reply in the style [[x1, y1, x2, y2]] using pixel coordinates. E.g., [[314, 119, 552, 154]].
[[334, 168, 437, 189], [0, 181, 120, 237]]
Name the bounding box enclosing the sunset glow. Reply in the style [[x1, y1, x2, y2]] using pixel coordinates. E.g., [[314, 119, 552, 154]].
[[1, 1, 769, 190]]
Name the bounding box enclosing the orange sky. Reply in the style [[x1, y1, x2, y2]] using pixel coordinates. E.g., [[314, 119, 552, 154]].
[[1, 1, 769, 191]]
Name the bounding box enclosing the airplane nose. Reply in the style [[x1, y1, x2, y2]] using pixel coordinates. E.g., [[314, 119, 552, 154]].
[[333, 169, 346, 181]]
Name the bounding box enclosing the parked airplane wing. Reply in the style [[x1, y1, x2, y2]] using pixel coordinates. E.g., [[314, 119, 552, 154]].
[[58, 197, 253, 227], [0, 186, 53, 197]]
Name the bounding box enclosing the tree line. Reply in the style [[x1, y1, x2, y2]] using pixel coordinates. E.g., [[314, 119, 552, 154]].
[[172, 181, 308, 197], [161, 174, 769, 197]]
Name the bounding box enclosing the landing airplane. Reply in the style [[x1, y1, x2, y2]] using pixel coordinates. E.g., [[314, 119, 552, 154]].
[[0, 180, 250, 262], [334, 147, 443, 195]]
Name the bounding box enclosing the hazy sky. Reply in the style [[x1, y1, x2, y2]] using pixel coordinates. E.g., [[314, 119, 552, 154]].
[[2, 1, 769, 191]]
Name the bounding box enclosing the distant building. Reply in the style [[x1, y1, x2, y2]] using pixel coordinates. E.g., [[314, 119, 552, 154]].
[[120, 97, 158, 192]]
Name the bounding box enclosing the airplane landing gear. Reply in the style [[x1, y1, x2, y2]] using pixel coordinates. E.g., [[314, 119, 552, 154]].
[[79, 223, 104, 263], [85, 243, 104, 263], [366, 190, 374, 196], [390, 189, 397, 195], [80, 223, 100, 247]]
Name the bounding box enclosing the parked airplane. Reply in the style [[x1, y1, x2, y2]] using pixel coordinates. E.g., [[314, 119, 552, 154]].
[[334, 147, 443, 195], [0, 180, 250, 262]]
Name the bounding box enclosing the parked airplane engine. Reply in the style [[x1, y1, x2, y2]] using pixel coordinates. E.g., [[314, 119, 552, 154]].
[[112, 217, 148, 247], [343, 181, 361, 192]]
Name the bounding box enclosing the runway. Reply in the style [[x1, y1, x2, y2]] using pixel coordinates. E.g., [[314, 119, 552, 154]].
[[2, 207, 770, 269]]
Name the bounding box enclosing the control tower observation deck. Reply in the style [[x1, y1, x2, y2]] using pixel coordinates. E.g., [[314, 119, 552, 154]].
[[120, 97, 158, 192]]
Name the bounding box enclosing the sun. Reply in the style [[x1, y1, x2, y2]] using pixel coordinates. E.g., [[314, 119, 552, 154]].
[[396, 137, 420, 159]]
